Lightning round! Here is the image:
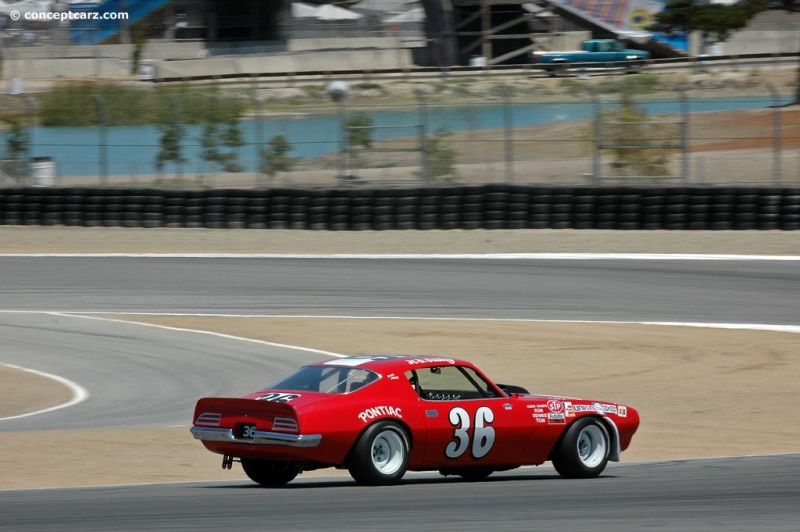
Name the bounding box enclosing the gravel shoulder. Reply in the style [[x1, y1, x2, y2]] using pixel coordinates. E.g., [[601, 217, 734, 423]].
[[2, 226, 800, 255]]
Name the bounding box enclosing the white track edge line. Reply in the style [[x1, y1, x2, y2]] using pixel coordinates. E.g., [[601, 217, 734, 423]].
[[0, 363, 89, 422], [1, 253, 799, 260], [3, 311, 796, 334], [45, 312, 349, 358]]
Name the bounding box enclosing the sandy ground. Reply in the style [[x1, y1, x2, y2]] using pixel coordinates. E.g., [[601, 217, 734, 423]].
[[1, 227, 799, 490]]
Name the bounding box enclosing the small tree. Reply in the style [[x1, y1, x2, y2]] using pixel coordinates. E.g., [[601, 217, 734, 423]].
[[154, 121, 186, 175], [260, 134, 295, 181], [345, 113, 374, 170], [130, 24, 147, 75], [2, 117, 28, 161], [598, 93, 676, 177], [199, 118, 244, 173], [423, 128, 457, 183], [650, 0, 799, 103], [346, 113, 374, 149], [649, 0, 768, 49]]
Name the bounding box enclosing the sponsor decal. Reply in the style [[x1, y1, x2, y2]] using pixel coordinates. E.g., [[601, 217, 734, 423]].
[[602, 404, 618, 415], [406, 357, 456, 366], [548, 413, 566, 424], [257, 393, 300, 403], [618, 405, 628, 418], [547, 400, 564, 413], [564, 402, 575, 418], [358, 405, 403, 422], [572, 402, 617, 416]]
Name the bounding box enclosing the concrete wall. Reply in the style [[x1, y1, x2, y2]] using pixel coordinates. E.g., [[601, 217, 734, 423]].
[[152, 47, 415, 80], [718, 29, 800, 56], [1, 39, 420, 81], [287, 37, 424, 52]]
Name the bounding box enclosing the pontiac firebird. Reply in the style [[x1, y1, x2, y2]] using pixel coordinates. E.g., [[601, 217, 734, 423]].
[[190, 355, 639, 486]]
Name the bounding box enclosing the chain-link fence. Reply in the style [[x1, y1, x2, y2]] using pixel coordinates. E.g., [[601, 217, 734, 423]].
[[1, 66, 798, 189]]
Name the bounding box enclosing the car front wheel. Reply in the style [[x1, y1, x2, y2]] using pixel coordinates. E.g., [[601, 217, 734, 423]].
[[348, 421, 410, 486], [551, 417, 610, 478], [241, 458, 300, 487]]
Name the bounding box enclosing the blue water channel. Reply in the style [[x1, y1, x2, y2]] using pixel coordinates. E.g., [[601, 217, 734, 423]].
[[29, 95, 791, 177]]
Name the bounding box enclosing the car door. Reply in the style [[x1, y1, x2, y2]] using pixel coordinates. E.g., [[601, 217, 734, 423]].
[[411, 365, 531, 467]]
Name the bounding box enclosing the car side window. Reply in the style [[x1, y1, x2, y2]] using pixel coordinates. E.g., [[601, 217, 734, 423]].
[[414, 365, 501, 401]]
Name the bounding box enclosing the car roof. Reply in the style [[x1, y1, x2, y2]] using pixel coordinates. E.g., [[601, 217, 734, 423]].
[[315, 355, 473, 374]]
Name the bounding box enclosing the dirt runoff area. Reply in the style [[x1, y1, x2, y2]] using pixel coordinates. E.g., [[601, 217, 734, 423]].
[[1, 227, 799, 490]]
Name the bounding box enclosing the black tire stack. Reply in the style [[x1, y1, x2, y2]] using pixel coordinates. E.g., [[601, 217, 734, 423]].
[[1, 185, 799, 231]]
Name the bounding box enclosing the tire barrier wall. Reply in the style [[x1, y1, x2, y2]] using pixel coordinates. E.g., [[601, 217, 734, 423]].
[[1, 185, 799, 231]]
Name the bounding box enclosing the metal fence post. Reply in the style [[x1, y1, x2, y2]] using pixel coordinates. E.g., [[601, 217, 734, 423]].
[[501, 86, 513, 183], [416, 89, 429, 183], [18, 94, 36, 185], [767, 83, 782, 186], [591, 89, 600, 185], [251, 81, 265, 187], [168, 94, 184, 186], [678, 86, 689, 182], [92, 94, 108, 186]]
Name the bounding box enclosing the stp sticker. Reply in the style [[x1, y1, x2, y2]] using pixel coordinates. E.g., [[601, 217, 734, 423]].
[[547, 400, 564, 412]]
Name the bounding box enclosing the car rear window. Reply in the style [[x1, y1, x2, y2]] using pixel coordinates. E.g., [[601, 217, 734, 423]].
[[269, 365, 379, 394]]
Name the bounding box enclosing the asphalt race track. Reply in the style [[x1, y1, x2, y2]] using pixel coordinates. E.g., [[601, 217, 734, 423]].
[[1, 256, 799, 324], [1, 256, 799, 531], [0, 454, 798, 531]]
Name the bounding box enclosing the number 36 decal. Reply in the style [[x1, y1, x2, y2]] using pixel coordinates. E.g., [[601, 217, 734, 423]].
[[445, 406, 496, 460]]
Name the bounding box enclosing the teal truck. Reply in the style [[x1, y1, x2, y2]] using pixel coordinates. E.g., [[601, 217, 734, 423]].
[[530, 39, 650, 76]]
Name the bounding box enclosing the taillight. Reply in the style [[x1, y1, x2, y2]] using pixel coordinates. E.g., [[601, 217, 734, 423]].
[[272, 417, 299, 433], [195, 412, 221, 427]]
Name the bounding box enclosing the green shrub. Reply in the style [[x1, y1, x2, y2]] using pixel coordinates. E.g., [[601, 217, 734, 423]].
[[37, 82, 248, 127]]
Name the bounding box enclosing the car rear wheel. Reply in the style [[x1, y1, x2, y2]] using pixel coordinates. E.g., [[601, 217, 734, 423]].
[[241, 458, 300, 487], [551, 417, 610, 478], [626, 60, 644, 73], [546, 62, 567, 77], [348, 421, 410, 486]]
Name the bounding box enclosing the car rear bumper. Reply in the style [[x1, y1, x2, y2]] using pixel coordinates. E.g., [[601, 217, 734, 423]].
[[190, 427, 322, 448]]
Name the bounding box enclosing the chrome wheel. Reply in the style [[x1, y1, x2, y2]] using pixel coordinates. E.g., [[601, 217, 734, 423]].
[[371, 429, 406, 475], [577, 424, 608, 468], [348, 421, 410, 485], [551, 418, 611, 478]]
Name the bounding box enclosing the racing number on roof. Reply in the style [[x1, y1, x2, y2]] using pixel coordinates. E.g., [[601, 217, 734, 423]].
[[445, 406, 496, 460]]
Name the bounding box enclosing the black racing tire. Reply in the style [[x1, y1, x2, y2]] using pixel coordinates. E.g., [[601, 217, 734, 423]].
[[240, 458, 301, 487], [626, 60, 644, 74], [551, 417, 610, 479], [545, 62, 567, 77], [348, 421, 410, 486]]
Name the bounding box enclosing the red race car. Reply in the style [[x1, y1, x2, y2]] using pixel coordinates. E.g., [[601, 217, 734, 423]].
[[190, 355, 639, 486]]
